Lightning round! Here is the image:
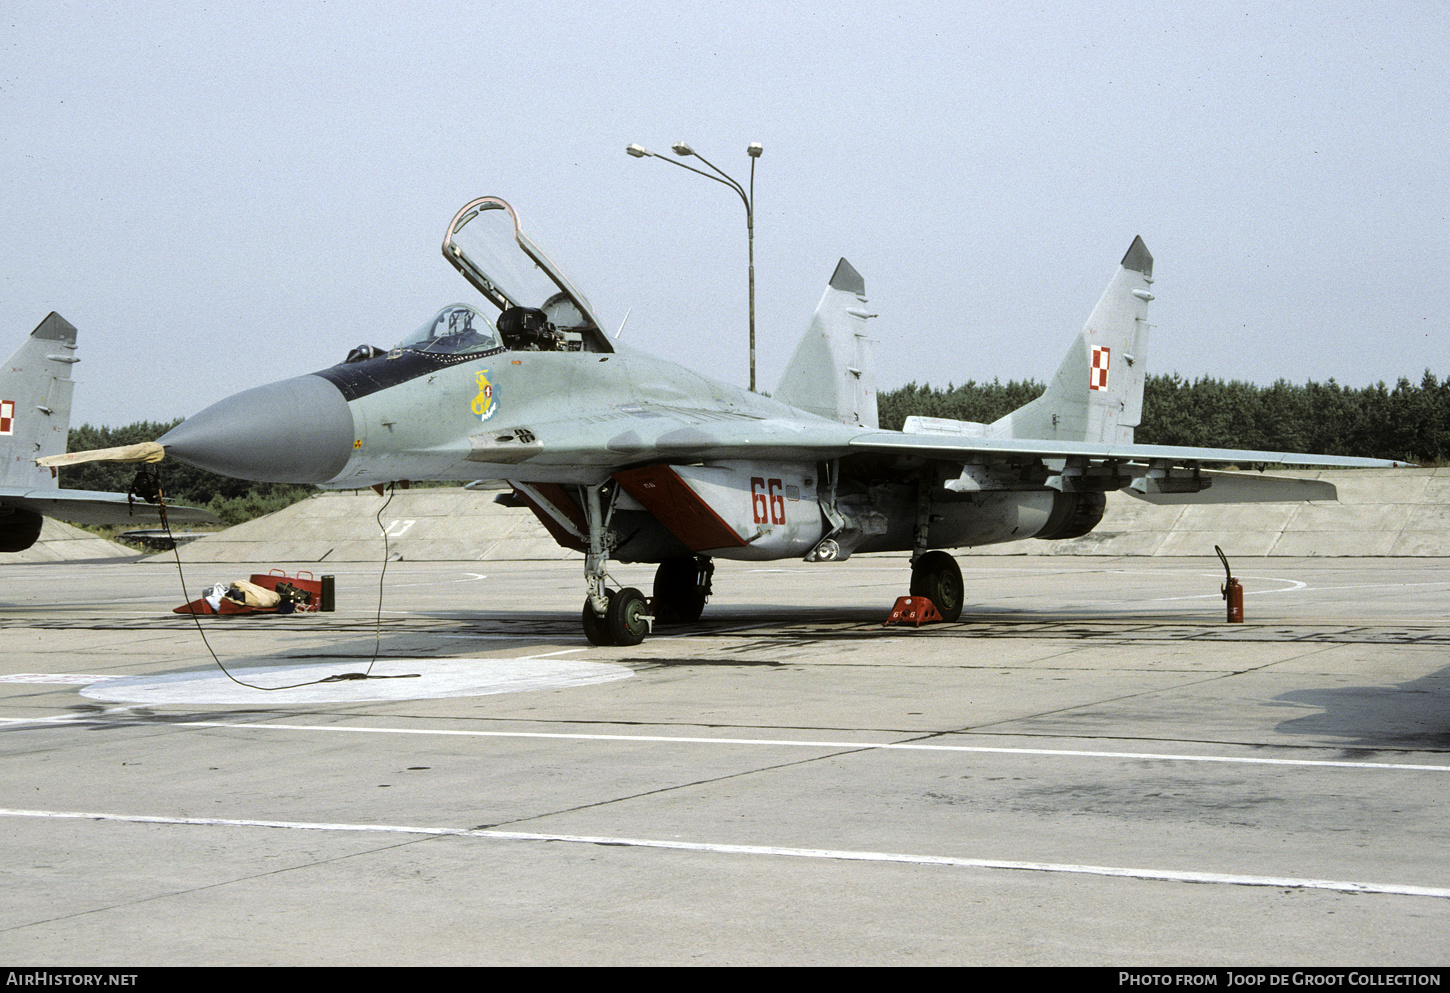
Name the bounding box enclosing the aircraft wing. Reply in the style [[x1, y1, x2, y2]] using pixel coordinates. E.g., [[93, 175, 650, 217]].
[[835, 431, 1404, 503], [843, 431, 1408, 470], [489, 406, 1405, 471], [0, 488, 220, 527], [475, 405, 1401, 491]]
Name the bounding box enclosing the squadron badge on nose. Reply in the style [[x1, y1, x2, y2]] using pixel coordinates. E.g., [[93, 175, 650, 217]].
[[473, 369, 499, 421]]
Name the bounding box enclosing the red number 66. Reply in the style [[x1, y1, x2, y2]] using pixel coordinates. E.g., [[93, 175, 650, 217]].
[[751, 477, 785, 525], [751, 477, 768, 524]]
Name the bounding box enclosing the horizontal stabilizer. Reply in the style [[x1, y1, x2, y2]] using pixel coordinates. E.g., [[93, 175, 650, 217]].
[[1, 488, 219, 527]]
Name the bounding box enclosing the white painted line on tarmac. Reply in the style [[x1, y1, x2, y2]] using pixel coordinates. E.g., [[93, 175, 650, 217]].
[[1288, 581, 1450, 592], [0, 706, 139, 727], [2, 806, 1444, 900], [133, 720, 1450, 773], [0, 674, 125, 684], [4, 705, 1444, 773], [1151, 578, 1450, 603], [1150, 576, 1306, 602], [386, 572, 488, 588]]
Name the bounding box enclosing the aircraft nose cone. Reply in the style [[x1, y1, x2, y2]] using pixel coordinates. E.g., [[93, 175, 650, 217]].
[[160, 375, 354, 483]]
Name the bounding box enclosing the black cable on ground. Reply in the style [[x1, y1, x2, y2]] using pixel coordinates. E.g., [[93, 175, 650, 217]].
[[154, 470, 417, 690]]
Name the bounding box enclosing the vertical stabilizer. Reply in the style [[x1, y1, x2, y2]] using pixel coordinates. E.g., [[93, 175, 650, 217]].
[[2, 313, 78, 490], [992, 237, 1153, 443], [775, 259, 878, 428]]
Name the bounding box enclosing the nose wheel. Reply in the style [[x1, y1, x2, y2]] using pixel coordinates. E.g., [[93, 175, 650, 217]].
[[582, 588, 650, 646]]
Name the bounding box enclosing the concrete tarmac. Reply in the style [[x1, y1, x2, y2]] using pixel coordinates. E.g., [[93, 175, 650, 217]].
[[1, 555, 1448, 966]]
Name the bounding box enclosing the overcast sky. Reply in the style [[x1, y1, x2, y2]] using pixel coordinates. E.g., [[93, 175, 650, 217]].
[[3, 1, 1445, 427]]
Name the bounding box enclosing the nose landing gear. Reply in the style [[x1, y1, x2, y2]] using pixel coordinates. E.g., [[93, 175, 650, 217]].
[[582, 587, 651, 646], [578, 482, 652, 646]]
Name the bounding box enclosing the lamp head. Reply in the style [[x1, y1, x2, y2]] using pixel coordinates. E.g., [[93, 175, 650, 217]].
[[626, 144, 650, 158], [747, 142, 763, 158], [671, 142, 694, 156]]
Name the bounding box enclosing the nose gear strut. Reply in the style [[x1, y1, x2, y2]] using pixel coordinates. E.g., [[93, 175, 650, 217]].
[[580, 482, 652, 646]]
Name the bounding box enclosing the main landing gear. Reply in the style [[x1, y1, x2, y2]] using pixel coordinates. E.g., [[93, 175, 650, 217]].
[[652, 555, 714, 623], [909, 550, 963, 623]]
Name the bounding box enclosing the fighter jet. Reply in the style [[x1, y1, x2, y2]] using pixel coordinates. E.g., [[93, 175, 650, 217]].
[[2, 313, 217, 552], [41, 198, 1404, 640]]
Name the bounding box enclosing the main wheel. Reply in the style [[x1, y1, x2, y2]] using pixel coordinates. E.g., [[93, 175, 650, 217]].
[[582, 590, 616, 646], [652, 557, 708, 623], [606, 587, 650, 646], [910, 550, 964, 622]]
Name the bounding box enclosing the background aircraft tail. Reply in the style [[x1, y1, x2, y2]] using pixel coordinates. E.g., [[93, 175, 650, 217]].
[[775, 258, 879, 429], [2, 313, 78, 490], [991, 237, 1154, 444]]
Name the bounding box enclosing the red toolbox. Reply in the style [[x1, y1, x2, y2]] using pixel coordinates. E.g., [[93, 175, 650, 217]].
[[174, 570, 333, 615]]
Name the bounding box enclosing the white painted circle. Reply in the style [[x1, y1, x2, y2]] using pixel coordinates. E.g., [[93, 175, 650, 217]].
[[80, 657, 632, 705]]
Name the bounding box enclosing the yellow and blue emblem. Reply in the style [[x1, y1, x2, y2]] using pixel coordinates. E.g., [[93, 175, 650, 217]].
[[472, 368, 500, 422]]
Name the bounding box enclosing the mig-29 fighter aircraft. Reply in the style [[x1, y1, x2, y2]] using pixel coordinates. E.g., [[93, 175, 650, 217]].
[[2, 313, 216, 552], [42, 197, 1404, 642]]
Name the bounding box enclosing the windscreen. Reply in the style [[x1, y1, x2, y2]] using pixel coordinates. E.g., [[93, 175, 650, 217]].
[[394, 303, 500, 356]]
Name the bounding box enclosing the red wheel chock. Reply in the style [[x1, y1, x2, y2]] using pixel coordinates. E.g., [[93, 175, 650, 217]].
[[883, 596, 944, 627]]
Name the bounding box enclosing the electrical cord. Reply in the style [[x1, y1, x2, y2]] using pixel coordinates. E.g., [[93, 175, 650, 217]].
[[153, 470, 418, 690]]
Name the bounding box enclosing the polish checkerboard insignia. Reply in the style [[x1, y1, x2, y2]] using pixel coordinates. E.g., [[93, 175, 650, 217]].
[[1089, 346, 1110, 391], [0, 400, 14, 436]]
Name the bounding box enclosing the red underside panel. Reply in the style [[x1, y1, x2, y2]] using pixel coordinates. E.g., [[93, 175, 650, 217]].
[[612, 465, 748, 552], [515, 483, 588, 552]]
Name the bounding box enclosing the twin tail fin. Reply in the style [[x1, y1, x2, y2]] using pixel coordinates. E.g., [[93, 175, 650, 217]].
[[990, 237, 1153, 444]]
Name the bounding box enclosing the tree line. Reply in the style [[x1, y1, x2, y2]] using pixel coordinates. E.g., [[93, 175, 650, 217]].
[[880, 371, 1448, 464]]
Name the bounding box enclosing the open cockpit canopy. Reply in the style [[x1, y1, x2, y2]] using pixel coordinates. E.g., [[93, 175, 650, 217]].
[[441, 197, 611, 353]]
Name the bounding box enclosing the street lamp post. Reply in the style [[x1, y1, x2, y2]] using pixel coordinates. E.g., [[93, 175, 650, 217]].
[[627, 141, 763, 392]]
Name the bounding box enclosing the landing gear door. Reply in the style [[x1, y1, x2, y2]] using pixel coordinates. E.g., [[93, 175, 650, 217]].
[[442, 197, 613, 354]]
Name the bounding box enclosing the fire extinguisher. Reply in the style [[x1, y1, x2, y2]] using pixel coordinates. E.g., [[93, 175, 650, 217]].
[[1216, 545, 1243, 623]]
